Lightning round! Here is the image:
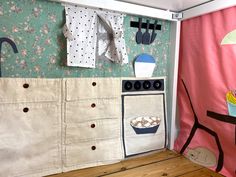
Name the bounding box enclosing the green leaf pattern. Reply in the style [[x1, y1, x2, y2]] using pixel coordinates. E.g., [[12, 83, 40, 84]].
[[0, 0, 171, 78]]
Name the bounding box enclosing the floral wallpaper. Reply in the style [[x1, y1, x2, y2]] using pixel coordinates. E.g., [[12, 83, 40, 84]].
[[0, 0, 171, 78]]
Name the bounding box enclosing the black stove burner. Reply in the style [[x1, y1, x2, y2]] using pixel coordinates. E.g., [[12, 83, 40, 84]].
[[134, 81, 141, 90], [122, 79, 164, 92], [153, 80, 162, 89], [124, 81, 133, 90], [143, 81, 151, 90]]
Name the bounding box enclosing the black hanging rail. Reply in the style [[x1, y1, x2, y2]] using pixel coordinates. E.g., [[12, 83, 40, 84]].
[[130, 21, 161, 30]]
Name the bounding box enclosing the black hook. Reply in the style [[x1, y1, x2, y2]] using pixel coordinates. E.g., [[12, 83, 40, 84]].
[[0, 37, 18, 77]]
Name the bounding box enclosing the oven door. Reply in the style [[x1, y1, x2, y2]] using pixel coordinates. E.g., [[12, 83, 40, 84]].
[[122, 94, 166, 157]]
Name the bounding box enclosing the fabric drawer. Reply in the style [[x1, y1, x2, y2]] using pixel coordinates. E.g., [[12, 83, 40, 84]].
[[0, 102, 61, 177], [64, 119, 120, 143], [0, 78, 61, 103], [65, 98, 121, 123], [64, 138, 122, 168], [65, 78, 121, 100]]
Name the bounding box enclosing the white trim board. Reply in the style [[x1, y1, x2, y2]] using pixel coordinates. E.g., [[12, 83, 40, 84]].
[[51, 0, 236, 21], [50, 0, 177, 21], [167, 21, 181, 149]]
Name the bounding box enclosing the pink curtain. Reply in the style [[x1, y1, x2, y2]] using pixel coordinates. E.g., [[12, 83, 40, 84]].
[[174, 6, 236, 177]]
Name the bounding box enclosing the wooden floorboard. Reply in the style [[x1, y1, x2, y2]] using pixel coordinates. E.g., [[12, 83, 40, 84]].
[[102, 156, 203, 177], [176, 168, 224, 177], [49, 150, 224, 177]]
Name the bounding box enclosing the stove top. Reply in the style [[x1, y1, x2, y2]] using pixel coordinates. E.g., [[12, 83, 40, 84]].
[[122, 78, 164, 92]]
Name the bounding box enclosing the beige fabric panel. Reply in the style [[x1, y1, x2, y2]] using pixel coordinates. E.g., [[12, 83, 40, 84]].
[[0, 102, 62, 177], [123, 94, 166, 155], [65, 78, 121, 100], [63, 78, 123, 171], [0, 78, 61, 103], [125, 133, 166, 154], [64, 119, 120, 143], [0, 77, 165, 176], [63, 138, 123, 169], [65, 98, 121, 123], [124, 94, 165, 119]]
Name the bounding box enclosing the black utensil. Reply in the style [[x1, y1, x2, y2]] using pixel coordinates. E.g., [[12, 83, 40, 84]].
[[150, 20, 158, 44], [142, 20, 150, 45], [135, 18, 142, 44]]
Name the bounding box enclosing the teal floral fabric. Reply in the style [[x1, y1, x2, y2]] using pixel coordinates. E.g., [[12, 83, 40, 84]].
[[0, 0, 171, 78]]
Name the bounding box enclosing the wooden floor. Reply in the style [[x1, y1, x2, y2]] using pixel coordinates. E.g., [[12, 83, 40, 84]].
[[49, 150, 224, 177]]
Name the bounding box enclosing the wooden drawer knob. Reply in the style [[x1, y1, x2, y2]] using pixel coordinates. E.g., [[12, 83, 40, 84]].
[[91, 146, 96, 150], [91, 103, 96, 108], [23, 83, 29, 88], [23, 107, 29, 113], [91, 124, 95, 128], [92, 82, 96, 86]]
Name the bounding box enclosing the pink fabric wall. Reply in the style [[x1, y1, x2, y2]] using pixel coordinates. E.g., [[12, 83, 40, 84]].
[[174, 6, 236, 177]]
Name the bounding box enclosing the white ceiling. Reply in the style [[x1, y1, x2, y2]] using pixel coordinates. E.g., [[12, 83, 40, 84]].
[[116, 0, 213, 12]]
